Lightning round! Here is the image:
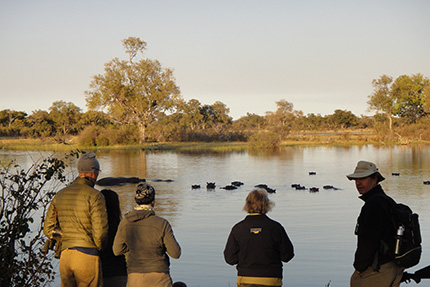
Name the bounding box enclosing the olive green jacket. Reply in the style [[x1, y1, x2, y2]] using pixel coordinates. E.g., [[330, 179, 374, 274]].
[[113, 208, 181, 274], [44, 177, 108, 251]]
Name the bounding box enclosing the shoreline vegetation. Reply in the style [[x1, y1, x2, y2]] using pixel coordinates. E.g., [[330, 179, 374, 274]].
[[1, 129, 429, 153]]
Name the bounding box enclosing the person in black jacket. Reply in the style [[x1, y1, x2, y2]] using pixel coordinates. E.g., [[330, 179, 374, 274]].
[[347, 160, 404, 287], [224, 189, 294, 287], [100, 189, 127, 287]]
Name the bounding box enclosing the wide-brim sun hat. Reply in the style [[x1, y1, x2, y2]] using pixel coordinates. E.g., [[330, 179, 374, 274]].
[[346, 160, 385, 182]]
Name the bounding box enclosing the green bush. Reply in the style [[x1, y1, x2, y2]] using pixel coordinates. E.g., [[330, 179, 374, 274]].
[[0, 152, 76, 286], [248, 132, 281, 150]]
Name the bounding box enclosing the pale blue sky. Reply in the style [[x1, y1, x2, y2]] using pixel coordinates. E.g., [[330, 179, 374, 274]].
[[1, 0, 429, 119]]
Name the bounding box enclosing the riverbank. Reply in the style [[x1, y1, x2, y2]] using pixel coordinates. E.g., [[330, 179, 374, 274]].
[[0, 130, 428, 152]]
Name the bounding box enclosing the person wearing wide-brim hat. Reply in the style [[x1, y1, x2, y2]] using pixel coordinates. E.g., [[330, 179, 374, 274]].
[[347, 160, 404, 287]]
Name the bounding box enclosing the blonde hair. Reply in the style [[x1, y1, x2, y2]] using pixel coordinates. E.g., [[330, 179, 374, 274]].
[[243, 189, 274, 214]]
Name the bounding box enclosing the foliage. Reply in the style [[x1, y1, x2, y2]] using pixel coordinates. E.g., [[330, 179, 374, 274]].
[[21, 110, 56, 139], [85, 37, 182, 143], [49, 101, 82, 137], [77, 125, 139, 146], [0, 152, 76, 287], [327, 109, 358, 129], [248, 131, 281, 150], [0, 110, 27, 137], [391, 74, 430, 123], [368, 74, 430, 126], [368, 75, 394, 131]]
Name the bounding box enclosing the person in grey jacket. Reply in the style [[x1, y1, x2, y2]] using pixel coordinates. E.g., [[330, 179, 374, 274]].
[[113, 183, 181, 287], [44, 152, 108, 287]]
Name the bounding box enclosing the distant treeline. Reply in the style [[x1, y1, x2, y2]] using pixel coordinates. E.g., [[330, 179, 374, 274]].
[[1, 97, 429, 147]]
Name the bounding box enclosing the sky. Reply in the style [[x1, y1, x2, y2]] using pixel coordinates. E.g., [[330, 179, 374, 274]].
[[1, 0, 429, 120]]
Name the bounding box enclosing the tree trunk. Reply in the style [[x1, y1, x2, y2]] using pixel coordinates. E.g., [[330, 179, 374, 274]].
[[138, 122, 146, 143], [387, 113, 393, 132]]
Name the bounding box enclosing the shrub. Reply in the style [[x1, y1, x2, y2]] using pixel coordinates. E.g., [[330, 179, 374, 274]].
[[0, 152, 76, 286], [248, 132, 281, 150]]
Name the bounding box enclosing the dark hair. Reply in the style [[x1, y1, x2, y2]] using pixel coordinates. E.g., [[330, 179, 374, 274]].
[[243, 189, 274, 214], [172, 282, 187, 287], [101, 189, 122, 231]]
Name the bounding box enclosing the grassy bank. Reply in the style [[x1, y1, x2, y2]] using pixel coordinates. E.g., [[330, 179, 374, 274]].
[[2, 130, 427, 152]]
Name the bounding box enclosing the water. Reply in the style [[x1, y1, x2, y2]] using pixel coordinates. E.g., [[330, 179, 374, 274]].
[[3, 145, 430, 287]]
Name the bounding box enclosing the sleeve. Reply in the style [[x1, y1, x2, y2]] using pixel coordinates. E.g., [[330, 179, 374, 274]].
[[279, 225, 295, 263], [91, 192, 109, 250], [353, 200, 386, 272], [43, 200, 57, 238], [223, 227, 239, 265], [163, 221, 181, 259], [113, 219, 128, 256]]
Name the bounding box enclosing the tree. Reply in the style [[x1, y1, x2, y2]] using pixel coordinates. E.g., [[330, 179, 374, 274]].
[[49, 101, 82, 140], [368, 75, 394, 131], [0, 110, 27, 129], [85, 37, 181, 143], [327, 109, 358, 129], [78, 110, 113, 128], [0, 109, 27, 136], [23, 110, 55, 138], [0, 153, 75, 286], [265, 99, 296, 136], [179, 99, 204, 131], [234, 113, 267, 130], [391, 74, 430, 123]]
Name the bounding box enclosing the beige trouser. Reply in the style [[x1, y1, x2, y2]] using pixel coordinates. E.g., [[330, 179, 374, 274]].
[[127, 272, 173, 287], [350, 261, 404, 287], [59, 249, 102, 287]]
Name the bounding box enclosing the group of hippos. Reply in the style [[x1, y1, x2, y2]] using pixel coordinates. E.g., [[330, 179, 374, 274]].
[[95, 172, 337, 194], [192, 182, 277, 193], [96, 171, 430, 193]]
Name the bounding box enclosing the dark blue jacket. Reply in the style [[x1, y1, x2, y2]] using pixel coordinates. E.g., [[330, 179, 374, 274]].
[[224, 214, 294, 278]]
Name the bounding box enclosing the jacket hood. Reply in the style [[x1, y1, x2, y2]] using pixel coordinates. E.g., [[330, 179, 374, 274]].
[[125, 209, 155, 223]]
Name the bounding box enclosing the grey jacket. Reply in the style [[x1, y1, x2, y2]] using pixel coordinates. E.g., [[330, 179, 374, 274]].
[[113, 208, 181, 274], [43, 177, 108, 251]]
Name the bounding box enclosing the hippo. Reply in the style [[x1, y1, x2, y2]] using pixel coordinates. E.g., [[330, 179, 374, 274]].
[[206, 182, 216, 189], [96, 177, 146, 186], [231, 181, 244, 187], [221, 185, 238, 190]]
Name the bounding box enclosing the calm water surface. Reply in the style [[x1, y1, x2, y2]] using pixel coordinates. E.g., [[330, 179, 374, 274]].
[[3, 145, 430, 287]]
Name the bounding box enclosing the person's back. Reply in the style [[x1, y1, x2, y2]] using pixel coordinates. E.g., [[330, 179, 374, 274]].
[[53, 177, 107, 250], [44, 152, 108, 287], [113, 183, 181, 287], [224, 189, 294, 287]]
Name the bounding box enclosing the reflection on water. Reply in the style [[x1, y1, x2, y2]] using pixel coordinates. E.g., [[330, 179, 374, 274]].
[[3, 145, 430, 287]]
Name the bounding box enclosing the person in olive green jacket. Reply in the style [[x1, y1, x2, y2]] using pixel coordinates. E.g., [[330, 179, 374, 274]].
[[44, 152, 108, 287]]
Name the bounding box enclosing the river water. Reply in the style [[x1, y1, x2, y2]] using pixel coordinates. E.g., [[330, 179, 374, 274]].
[[2, 145, 430, 287]]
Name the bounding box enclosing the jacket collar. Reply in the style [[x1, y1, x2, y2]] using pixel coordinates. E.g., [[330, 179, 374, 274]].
[[74, 176, 96, 187], [359, 184, 385, 202]]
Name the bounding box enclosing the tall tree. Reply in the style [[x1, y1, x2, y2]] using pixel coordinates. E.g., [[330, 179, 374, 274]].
[[368, 75, 394, 130], [391, 74, 430, 123], [85, 37, 181, 143], [48, 101, 81, 137]]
